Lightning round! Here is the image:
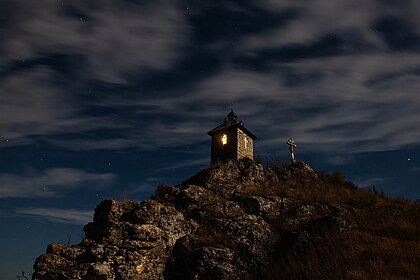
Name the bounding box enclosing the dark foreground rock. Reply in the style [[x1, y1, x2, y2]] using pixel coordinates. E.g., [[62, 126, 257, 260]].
[[33, 159, 418, 279]]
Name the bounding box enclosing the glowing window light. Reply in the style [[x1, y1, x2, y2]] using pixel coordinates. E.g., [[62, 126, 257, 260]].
[[221, 134, 227, 145]]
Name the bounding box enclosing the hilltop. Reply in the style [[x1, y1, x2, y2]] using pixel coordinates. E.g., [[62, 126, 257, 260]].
[[32, 159, 419, 280]]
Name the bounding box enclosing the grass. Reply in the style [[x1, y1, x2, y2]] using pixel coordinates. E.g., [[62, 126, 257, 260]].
[[259, 167, 420, 280], [262, 229, 419, 280], [153, 161, 420, 279], [242, 168, 419, 279]]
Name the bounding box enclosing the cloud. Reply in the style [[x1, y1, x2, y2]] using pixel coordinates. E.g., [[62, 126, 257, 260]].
[[48, 138, 139, 151], [242, 1, 381, 50], [0, 168, 116, 198], [159, 157, 209, 171], [0, 0, 189, 149], [373, 15, 420, 51], [14, 207, 92, 224], [0, 67, 97, 143], [254, 0, 420, 48], [410, 167, 420, 173], [0, 0, 187, 82], [189, 50, 420, 152], [354, 177, 386, 188], [0, 0, 420, 156], [62, 48, 420, 153]]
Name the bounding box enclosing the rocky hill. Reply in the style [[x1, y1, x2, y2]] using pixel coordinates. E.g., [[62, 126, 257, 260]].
[[32, 159, 419, 280]]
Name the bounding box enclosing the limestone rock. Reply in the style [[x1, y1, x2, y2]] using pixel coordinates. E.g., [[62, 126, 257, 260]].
[[164, 235, 249, 280], [33, 160, 352, 280]]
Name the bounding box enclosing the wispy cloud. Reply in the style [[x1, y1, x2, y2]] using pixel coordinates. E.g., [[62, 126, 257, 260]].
[[0, 0, 187, 82], [354, 177, 386, 188], [159, 157, 209, 171], [0, 64, 134, 151], [14, 207, 92, 225], [0, 168, 116, 198], [410, 167, 420, 173], [0, 0, 420, 156], [0, 0, 187, 148]]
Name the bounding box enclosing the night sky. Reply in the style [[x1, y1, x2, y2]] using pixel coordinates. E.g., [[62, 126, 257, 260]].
[[1, 0, 420, 278]]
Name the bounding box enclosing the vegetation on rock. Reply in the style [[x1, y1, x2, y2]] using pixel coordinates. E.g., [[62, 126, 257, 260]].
[[32, 159, 420, 280]]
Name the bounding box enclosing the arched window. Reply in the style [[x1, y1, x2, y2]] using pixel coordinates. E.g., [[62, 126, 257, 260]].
[[221, 134, 227, 145]]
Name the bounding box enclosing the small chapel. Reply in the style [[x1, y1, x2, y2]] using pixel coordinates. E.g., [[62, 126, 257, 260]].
[[207, 110, 257, 164]]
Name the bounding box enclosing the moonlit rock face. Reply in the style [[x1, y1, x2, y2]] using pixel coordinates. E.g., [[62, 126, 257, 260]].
[[33, 160, 418, 279]]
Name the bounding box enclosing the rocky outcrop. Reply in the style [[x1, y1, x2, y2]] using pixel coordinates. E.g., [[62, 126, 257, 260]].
[[32, 160, 352, 280], [33, 200, 196, 280]]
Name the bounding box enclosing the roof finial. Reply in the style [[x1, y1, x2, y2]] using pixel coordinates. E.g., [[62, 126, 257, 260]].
[[225, 103, 238, 124]]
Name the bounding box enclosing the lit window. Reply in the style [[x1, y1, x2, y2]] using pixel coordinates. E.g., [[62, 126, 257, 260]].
[[221, 134, 227, 145]]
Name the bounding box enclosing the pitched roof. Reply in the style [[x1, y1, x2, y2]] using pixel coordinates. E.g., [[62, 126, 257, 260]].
[[207, 110, 257, 139]]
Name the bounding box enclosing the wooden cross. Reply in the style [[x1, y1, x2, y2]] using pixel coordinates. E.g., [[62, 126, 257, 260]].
[[286, 138, 297, 164], [244, 137, 248, 149]]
